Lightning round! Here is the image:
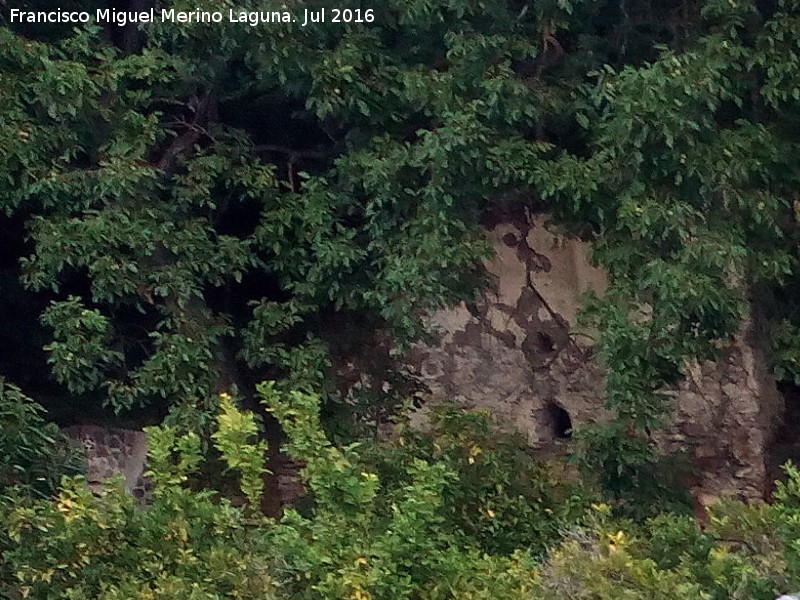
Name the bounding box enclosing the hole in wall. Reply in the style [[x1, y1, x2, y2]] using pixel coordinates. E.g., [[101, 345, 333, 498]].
[[501, 232, 519, 247], [546, 402, 573, 439], [536, 331, 556, 353]]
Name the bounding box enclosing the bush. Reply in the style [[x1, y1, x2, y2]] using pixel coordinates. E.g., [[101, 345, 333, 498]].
[[364, 403, 593, 555], [532, 469, 800, 600], [0, 378, 83, 499], [0, 386, 551, 599], [7, 384, 800, 600]]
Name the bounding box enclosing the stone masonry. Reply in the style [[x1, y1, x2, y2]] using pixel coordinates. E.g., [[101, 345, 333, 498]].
[[408, 215, 784, 503], [64, 216, 784, 506]]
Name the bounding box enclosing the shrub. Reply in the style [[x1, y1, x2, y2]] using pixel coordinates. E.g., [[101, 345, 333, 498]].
[[8, 384, 800, 600], [364, 403, 593, 555], [0, 378, 82, 499]]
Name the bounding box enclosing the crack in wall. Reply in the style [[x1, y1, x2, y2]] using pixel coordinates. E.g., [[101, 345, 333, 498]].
[[409, 215, 784, 503]]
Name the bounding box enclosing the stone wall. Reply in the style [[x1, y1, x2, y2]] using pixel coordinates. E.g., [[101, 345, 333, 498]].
[[408, 219, 609, 446], [63, 216, 785, 505], [65, 423, 305, 508], [656, 317, 784, 503], [65, 424, 152, 502], [409, 216, 784, 502]]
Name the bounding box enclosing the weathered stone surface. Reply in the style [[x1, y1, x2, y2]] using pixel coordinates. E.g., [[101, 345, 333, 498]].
[[409, 215, 783, 502], [65, 424, 152, 501], [62, 215, 784, 505], [274, 457, 306, 508], [655, 315, 784, 502], [65, 424, 307, 508], [409, 218, 609, 446]]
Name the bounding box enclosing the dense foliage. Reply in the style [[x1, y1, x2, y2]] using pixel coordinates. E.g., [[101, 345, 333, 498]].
[[2, 0, 800, 597], [550, 0, 800, 495], [4, 388, 800, 599], [0, 378, 83, 499], [2, 0, 797, 478]]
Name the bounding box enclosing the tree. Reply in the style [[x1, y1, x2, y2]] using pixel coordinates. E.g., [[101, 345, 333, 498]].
[[3, 0, 798, 511], [537, 0, 800, 500], [0, 0, 606, 485]]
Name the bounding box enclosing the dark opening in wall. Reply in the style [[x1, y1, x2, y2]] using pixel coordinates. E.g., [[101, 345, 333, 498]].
[[768, 382, 800, 492], [546, 402, 573, 439], [536, 331, 556, 353]]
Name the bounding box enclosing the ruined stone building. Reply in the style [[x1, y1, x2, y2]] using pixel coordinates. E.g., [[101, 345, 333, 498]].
[[409, 215, 786, 505], [68, 215, 792, 508]]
